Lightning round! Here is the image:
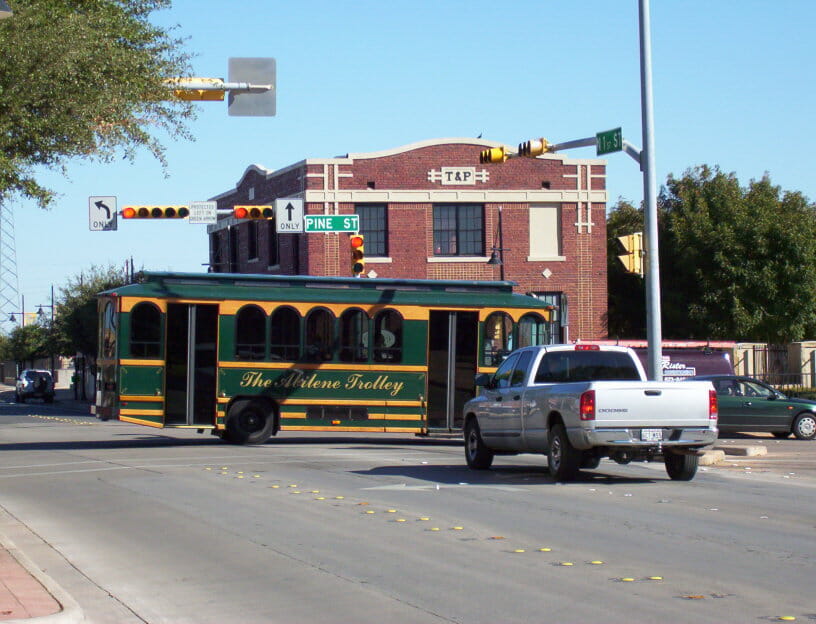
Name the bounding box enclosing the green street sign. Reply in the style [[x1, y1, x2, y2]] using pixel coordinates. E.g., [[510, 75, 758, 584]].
[[596, 127, 623, 156], [304, 214, 360, 233]]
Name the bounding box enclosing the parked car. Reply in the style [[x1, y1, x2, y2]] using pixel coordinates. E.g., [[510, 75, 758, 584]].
[[15, 369, 55, 403], [693, 375, 816, 440]]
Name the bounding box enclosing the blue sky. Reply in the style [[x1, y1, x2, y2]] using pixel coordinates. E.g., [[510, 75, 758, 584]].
[[6, 0, 815, 327]]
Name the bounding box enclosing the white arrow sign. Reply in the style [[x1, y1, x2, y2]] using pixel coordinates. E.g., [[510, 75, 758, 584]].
[[89, 196, 117, 231], [276, 198, 304, 233]]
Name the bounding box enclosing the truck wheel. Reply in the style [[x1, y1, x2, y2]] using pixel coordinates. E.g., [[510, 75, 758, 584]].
[[226, 399, 277, 445], [664, 451, 699, 481], [792, 413, 816, 440], [548, 423, 581, 481], [464, 419, 494, 469]]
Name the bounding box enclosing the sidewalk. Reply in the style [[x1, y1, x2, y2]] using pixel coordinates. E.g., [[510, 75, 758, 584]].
[[1, 389, 87, 623]]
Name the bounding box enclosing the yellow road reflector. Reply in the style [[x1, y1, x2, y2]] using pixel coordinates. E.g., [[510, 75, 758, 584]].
[[539, 548, 552, 552], [315, 497, 326, 500], [778, 618, 796, 622], [620, 577, 635, 582], [387, 509, 397, 513], [311, 490, 320, 494], [430, 527, 440, 531], [358, 502, 369, 506], [418, 517, 430, 521], [489, 536, 505, 540], [237, 471, 244, 474], [589, 561, 604, 565], [365, 510, 375, 514], [288, 484, 298, 488], [237, 475, 244, 479], [648, 576, 663, 581], [335, 496, 345, 500], [682, 595, 705, 600], [270, 485, 280, 489], [221, 466, 228, 470], [514, 549, 526, 553], [396, 518, 407, 522], [205, 467, 212, 471], [253, 475, 261, 478], [559, 562, 574, 566], [291, 491, 300, 494], [452, 526, 464, 530]]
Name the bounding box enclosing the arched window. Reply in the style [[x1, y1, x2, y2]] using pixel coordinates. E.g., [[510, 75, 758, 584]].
[[518, 313, 549, 347], [270, 307, 300, 361], [482, 311, 514, 366], [339, 309, 369, 362], [130, 302, 162, 358], [373, 309, 403, 363], [235, 305, 266, 360], [304, 308, 335, 362], [101, 301, 118, 359]]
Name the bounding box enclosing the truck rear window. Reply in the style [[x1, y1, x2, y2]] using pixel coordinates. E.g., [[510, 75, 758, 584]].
[[534, 351, 641, 383]]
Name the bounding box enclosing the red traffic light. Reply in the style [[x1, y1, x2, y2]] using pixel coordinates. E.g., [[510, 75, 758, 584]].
[[121, 205, 189, 219], [233, 205, 274, 219], [350, 235, 364, 248]]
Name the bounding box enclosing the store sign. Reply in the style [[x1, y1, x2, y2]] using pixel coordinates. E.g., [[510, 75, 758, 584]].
[[427, 166, 489, 185]]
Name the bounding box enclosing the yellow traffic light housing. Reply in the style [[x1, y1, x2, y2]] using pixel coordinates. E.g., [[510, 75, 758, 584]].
[[350, 234, 365, 276], [121, 205, 190, 219], [479, 147, 509, 164], [518, 138, 551, 157], [233, 205, 274, 219], [617, 232, 644, 276]]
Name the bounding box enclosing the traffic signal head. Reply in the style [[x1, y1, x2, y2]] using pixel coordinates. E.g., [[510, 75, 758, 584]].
[[121, 205, 190, 219], [479, 146, 509, 164], [233, 205, 274, 219], [617, 232, 644, 275], [350, 234, 365, 276], [518, 138, 550, 157]]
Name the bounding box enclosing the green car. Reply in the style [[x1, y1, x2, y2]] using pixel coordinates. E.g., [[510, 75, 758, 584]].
[[694, 375, 816, 440]]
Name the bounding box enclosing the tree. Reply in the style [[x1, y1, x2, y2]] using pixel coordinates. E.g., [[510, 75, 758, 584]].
[[0, 0, 195, 208], [606, 199, 646, 338], [659, 166, 816, 342], [0, 323, 50, 369], [53, 264, 129, 359]]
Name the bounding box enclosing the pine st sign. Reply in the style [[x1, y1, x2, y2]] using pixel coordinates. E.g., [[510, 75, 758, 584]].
[[304, 214, 359, 233]]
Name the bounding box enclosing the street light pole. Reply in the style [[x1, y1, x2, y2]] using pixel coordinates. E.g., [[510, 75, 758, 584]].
[[639, 0, 663, 381]]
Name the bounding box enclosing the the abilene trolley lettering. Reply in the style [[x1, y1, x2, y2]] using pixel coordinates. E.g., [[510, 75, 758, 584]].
[[94, 271, 554, 444]]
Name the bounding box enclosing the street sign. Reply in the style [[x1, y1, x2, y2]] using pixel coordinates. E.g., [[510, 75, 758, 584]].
[[276, 198, 304, 233], [188, 201, 218, 224], [89, 196, 117, 231], [304, 214, 359, 233], [596, 127, 623, 156]]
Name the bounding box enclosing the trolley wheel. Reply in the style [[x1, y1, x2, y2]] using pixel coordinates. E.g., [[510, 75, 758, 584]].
[[225, 399, 277, 445]]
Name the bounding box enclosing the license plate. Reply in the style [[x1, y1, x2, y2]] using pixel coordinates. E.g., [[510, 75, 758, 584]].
[[641, 428, 663, 442]]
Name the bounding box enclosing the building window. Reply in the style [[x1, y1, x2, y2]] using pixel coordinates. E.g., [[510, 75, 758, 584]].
[[304, 308, 335, 362], [433, 204, 483, 256], [229, 227, 239, 272], [482, 311, 514, 366], [209, 233, 223, 273], [270, 307, 300, 360], [235, 305, 266, 360], [355, 204, 387, 256], [339, 309, 369, 363], [267, 221, 279, 266], [529, 204, 561, 258], [130, 302, 162, 358], [247, 221, 259, 260]]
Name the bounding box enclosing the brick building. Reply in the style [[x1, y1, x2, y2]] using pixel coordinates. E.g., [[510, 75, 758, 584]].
[[208, 138, 608, 341]]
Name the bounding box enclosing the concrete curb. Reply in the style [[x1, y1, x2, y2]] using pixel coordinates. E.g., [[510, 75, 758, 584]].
[[698, 450, 726, 465], [714, 445, 769, 457], [0, 534, 83, 624]]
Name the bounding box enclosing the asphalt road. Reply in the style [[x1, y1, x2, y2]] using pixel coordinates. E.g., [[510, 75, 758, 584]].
[[0, 400, 814, 623]]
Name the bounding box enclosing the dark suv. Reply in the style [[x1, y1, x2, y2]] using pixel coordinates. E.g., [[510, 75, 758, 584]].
[[15, 369, 55, 403]]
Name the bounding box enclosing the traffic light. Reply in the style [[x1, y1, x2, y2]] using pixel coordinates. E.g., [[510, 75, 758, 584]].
[[350, 234, 365, 277], [121, 205, 190, 219], [479, 146, 509, 164], [617, 232, 644, 275], [233, 205, 274, 219], [518, 137, 551, 157]]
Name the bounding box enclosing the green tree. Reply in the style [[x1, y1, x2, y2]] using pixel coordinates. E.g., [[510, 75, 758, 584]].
[[659, 166, 816, 342], [606, 199, 646, 338], [0, 0, 195, 207], [53, 265, 129, 360], [0, 323, 50, 369]]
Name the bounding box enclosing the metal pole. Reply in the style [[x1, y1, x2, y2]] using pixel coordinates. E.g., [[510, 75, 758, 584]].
[[639, 0, 663, 381], [497, 206, 505, 281]]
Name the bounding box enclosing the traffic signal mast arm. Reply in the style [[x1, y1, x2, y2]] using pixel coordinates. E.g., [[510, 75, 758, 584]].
[[518, 135, 643, 166], [164, 77, 274, 101]]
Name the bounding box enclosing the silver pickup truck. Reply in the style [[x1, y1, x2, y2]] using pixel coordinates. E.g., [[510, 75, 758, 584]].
[[462, 344, 718, 481]]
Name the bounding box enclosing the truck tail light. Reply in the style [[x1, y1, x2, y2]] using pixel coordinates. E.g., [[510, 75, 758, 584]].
[[580, 390, 596, 421], [708, 389, 718, 420], [575, 344, 600, 351]]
